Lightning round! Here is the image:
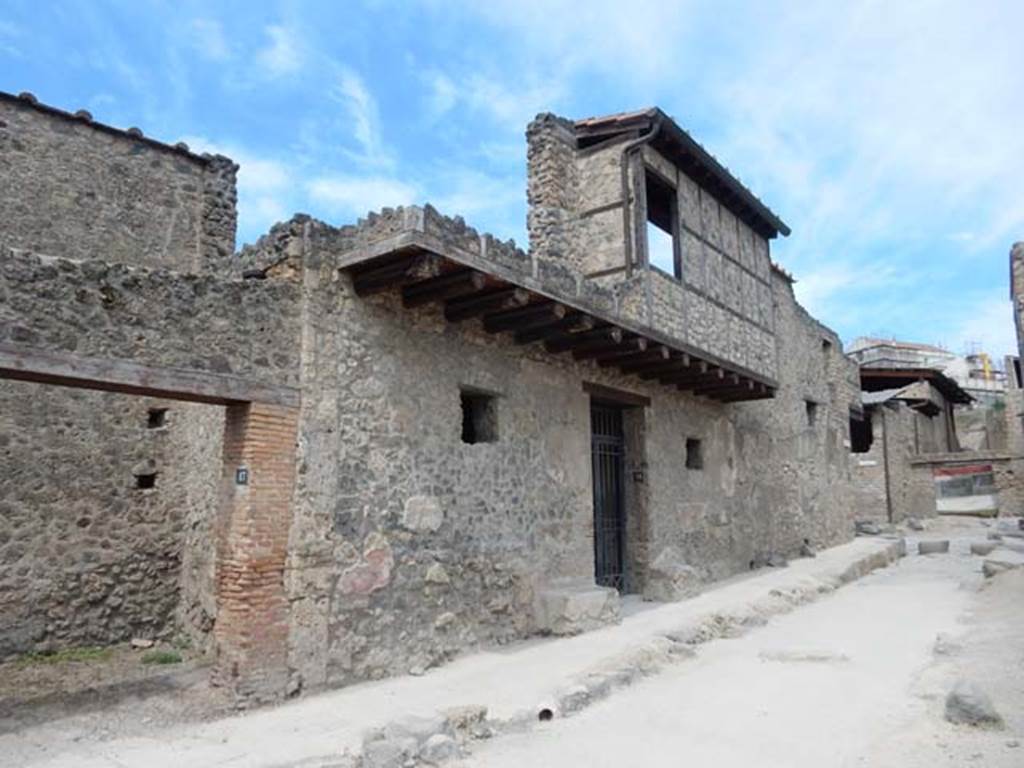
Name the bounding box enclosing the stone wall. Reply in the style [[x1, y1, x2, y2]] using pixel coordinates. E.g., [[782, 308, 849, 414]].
[[850, 410, 889, 522], [910, 452, 1024, 519], [274, 212, 858, 694], [0, 387, 217, 657], [2, 95, 864, 705], [876, 404, 938, 522], [0, 91, 248, 658], [0, 249, 301, 658], [0, 92, 237, 274], [0, 248, 301, 383], [526, 114, 581, 271], [1012, 243, 1024, 374]]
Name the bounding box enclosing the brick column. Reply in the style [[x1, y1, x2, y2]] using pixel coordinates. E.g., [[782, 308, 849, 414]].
[[213, 402, 299, 705]]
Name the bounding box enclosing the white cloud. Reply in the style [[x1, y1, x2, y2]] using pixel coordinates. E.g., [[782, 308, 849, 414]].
[[0, 19, 23, 57], [424, 71, 458, 118], [332, 67, 393, 168], [946, 294, 1018, 359], [445, 0, 700, 83], [190, 18, 230, 61], [419, 68, 563, 130], [426, 168, 521, 217], [257, 25, 302, 76], [461, 74, 562, 127], [308, 175, 418, 215], [181, 135, 293, 240]]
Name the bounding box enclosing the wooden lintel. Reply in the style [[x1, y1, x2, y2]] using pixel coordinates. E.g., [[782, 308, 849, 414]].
[[483, 301, 566, 333], [582, 381, 651, 408], [513, 313, 595, 345], [545, 326, 623, 355], [445, 287, 530, 322], [0, 343, 300, 408], [402, 269, 486, 308], [353, 253, 440, 297]]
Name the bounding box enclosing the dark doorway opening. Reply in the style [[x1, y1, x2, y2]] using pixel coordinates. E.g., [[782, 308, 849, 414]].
[[850, 413, 873, 453], [591, 402, 626, 591]]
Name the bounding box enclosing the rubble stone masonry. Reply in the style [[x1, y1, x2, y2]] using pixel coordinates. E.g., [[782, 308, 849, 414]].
[[2, 93, 865, 706]]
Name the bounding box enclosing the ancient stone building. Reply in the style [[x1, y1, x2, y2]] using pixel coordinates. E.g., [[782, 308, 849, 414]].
[[848, 346, 1024, 523], [0, 93, 862, 705], [849, 367, 970, 522]]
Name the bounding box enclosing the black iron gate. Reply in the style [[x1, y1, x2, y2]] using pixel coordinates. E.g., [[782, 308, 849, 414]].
[[591, 403, 626, 590]]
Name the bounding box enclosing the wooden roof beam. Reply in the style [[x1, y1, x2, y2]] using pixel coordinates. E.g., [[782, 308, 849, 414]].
[[513, 313, 595, 345], [445, 287, 530, 322], [402, 268, 486, 308], [574, 336, 647, 361], [353, 253, 441, 297], [623, 352, 693, 376], [545, 326, 623, 355], [483, 301, 567, 333], [595, 343, 670, 367]]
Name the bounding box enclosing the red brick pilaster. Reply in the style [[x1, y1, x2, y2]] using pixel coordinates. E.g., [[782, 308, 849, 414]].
[[213, 402, 299, 704]]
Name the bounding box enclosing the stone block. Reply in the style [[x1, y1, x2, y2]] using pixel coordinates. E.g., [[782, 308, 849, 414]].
[[419, 734, 459, 765], [425, 563, 451, 586], [855, 520, 882, 536], [402, 495, 444, 533], [970, 542, 996, 556], [945, 680, 1004, 727], [918, 540, 950, 555], [535, 582, 620, 636], [982, 559, 1022, 578], [643, 546, 703, 602]]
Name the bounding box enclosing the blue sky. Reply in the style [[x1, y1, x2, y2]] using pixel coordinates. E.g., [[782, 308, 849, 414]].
[[2, 1, 1022, 357]]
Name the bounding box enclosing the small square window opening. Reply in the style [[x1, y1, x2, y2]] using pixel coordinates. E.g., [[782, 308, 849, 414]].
[[806, 400, 819, 427], [685, 438, 703, 470], [460, 390, 498, 444], [147, 408, 168, 429]]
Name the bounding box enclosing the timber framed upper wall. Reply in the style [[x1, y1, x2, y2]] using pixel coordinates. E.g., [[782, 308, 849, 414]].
[[0, 90, 238, 274], [526, 108, 786, 383], [574, 108, 790, 239]]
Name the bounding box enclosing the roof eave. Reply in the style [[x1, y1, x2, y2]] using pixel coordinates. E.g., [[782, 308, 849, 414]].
[[647, 109, 791, 239]]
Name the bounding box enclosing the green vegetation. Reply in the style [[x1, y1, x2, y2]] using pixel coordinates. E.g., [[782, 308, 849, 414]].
[[16, 646, 113, 665], [140, 649, 183, 665]]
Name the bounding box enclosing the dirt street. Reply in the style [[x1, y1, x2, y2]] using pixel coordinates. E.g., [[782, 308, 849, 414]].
[[3, 521, 1021, 767], [459, 521, 1024, 768]]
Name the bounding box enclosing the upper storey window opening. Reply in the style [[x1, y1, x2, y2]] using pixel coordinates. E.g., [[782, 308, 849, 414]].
[[644, 167, 680, 279]]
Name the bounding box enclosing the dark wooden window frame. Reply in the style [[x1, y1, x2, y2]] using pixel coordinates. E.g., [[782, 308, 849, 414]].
[[642, 163, 682, 281]]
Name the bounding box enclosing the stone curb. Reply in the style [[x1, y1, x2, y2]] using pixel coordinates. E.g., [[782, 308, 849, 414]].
[[328, 538, 907, 768]]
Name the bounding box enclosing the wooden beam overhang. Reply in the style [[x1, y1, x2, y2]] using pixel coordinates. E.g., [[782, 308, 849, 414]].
[[595, 344, 670, 367], [341, 247, 776, 403], [0, 343, 300, 407]]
